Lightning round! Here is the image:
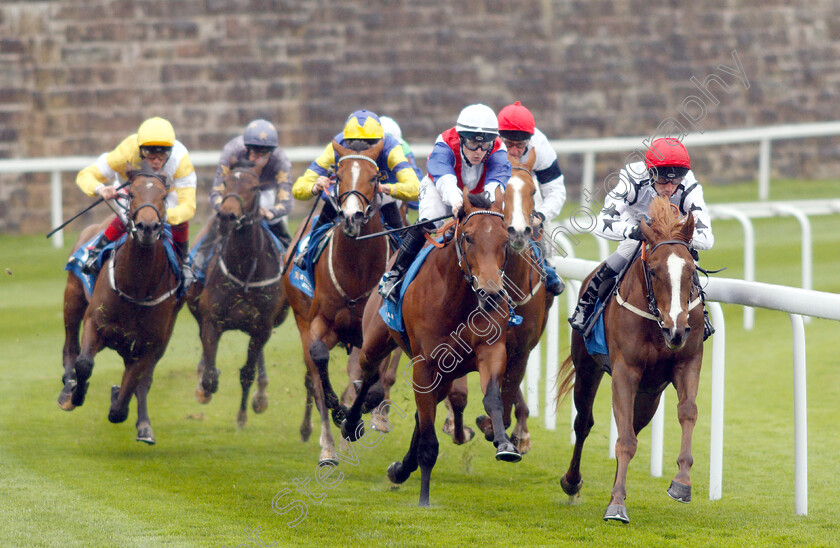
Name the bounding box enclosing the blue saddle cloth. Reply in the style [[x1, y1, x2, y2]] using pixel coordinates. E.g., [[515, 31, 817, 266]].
[[583, 298, 609, 356], [189, 220, 285, 285], [288, 215, 336, 298], [65, 226, 181, 297], [379, 237, 442, 335]]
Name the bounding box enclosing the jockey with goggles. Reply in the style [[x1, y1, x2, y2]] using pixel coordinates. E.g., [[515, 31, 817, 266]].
[[568, 137, 716, 338], [379, 103, 511, 302], [498, 101, 568, 296], [190, 119, 294, 281], [291, 109, 420, 269], [75, 116, 197, 282]]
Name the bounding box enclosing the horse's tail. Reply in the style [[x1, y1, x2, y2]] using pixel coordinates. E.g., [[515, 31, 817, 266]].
[[555, 354, 576, 408]]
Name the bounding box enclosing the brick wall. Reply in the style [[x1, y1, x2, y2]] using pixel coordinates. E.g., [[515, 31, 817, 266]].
[[2, 0, 840, 233]]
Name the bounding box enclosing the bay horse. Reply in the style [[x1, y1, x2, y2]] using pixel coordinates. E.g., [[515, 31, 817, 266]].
[[281, 139, 390, 464], [188, 158, 290, 427], [59, 167, 182, 444], [557, 195, 704, 523], [345, 188, 517, 507]]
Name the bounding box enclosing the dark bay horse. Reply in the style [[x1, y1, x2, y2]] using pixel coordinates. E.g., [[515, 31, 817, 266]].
[[188, 159, 289, 427], [281, 139, 390, 464], [557, 196, 704, 523], [346, 189, 517, 507], [59, 168, 182, 444]]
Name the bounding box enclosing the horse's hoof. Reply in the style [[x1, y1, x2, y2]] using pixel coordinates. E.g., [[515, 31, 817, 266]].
[[387, 462, 408, 484], [108, 407, 129, 424], [252, 393, 268, 414], [495, 442, 521, 463], [236, 410, 248, 429], [560, 474, 583, 496], [318, 456, 339, 467], [441, 417, 454, 437], [330, 407, 347, 429], [300, 422, 313, 443], [195, 386, 212, 404], [136, 425, 156, 445], [667, 480, 692, 503], [58, 380, 77, 411], [514, 434, 531, 455], [110, 385, 120, 404], [454, 426, 475, 445], [603, 504, 630, 523], [341, 419, 363, 442], [70, 381, 90, 407], [369, 413, 393, 434]]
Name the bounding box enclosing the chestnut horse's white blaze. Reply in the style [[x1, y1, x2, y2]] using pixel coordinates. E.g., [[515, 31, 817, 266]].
[[666, 253, 687, 328], [506, 177, 528, 233], [343, 162, 363, 216]]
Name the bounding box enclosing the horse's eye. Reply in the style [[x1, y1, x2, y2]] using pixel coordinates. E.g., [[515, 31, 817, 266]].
[[463, 234, 472, 244]]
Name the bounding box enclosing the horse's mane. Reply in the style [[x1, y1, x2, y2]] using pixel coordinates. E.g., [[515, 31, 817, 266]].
[[344, 139, 374, 152], [647, 196, 690, 242], [231, 158, 258, 170]]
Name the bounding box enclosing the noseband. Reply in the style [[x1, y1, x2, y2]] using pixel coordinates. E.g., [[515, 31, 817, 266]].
[[125, 173, 169, 241], [328, 154, 383, 225], [454, 210, 508, 290], [219, 168, 261, 230]]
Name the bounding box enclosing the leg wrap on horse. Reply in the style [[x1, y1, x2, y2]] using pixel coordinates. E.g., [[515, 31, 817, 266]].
[[569, 262, 618, 334], [378, 222, 428, 302]]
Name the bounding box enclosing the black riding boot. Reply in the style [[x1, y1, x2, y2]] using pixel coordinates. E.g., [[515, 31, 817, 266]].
[[295, 202, 338, 269], [81, 233, 112, 275], [380, 201, 403, 231], [568, 262, 618, 335], [378, 223, 427, 303], [175, 240, 194, 289]]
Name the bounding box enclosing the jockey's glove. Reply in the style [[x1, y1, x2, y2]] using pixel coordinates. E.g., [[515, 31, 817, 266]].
[[625, 223, 643, 241]]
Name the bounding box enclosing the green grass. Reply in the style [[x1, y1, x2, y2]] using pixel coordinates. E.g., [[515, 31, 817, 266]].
[[1, 179, 840, 547]]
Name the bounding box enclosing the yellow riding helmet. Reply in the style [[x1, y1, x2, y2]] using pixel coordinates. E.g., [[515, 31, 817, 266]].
[[343, 110, 384, 140], [137, 117, 176, 147]]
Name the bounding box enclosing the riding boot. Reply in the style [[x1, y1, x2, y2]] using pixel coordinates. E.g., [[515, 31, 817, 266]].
[[81, 233, 112, 275], [295, 202, 338, 270], [381, 201, 404, 231], [568, 262, 618, 335], [175, 240, 194, 289], [703, 307, 715, 340], [378, 223, 427, 303]]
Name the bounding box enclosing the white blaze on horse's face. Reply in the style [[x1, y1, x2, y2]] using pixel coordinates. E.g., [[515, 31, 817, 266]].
[[342, 162, 363, 216], [506, 177, 528, 234], [666, 253, 687, 328]]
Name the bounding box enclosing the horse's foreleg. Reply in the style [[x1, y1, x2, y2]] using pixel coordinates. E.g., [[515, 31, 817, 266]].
[[475, 344, 519, 462], [300, 370, 314, 442], [70, 315, 104, 408], [134, 368, 156, 444], [299, 328, 338, 465], [443, 376, 473, 445], [307, 317, 343, 424], [387, 411, 420, 486], [109, 359, 145, 424], [341, 347, 363, 407], [415, 390, 440, 507], [59, 279, 87, 411], [667, 357, 701, 503], [605, 361, 642, 523], [196, 321, 222, 403], [237, 332, 269, 428], [510, 386, 531, 455], [252, 349, 269, 414]]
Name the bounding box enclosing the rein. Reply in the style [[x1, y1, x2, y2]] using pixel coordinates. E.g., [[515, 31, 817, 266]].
[[324, 226, 391, 309], [619, 239, 701, 325]]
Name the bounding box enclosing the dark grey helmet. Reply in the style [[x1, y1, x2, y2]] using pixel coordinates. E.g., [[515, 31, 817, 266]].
[[243, 119, 279, 148]]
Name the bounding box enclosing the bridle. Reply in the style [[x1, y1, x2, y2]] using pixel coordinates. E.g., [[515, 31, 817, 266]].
[[509, 164, 542, 240], [454, 209, 508, 291], [121, 172, 169, 242], [218, 167, 262, 231], [326, 154, 383, 226]]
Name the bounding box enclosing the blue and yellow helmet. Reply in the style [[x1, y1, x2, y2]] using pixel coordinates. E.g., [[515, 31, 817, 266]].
[[343, 110, 384, 140]]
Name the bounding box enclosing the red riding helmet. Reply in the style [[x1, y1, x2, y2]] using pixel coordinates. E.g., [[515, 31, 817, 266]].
[[498, 101, 536, 142], [645, 137, 691, 180]]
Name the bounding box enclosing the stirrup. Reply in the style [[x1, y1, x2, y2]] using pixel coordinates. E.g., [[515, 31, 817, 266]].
[[378, 272, 402, 303]]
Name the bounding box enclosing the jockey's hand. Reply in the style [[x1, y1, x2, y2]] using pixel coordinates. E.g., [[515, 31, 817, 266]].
[[95, 184, 118, 200], [260, 208, 275, 221], [625, 223, 643, 241], [380, 184, 392, 195], [690, 247, 700, 261], [531, 211, 546, 235], [311, 176, 331, 196]]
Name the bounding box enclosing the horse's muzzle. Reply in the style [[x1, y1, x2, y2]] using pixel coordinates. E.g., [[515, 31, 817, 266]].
[[134, 219, 163, 246], [661, 324, 691, 350], [507, 226, 531, 253], [339, 211, 364, 238]]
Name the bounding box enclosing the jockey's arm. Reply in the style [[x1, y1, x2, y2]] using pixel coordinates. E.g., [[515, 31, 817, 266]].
[[75, 134, 138, 196], [482, 149, 512, 200], [384, 144, 420, 202], [594, 169, 637, 241], [292, 143, 334, 199], [685, 183, 714, 250], [530, 129, 567, 220], [166, 165, 198, 225]]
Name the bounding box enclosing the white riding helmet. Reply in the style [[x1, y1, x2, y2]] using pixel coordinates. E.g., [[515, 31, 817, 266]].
[[455, 104, 499, 140], [379, 115, 403, 141]]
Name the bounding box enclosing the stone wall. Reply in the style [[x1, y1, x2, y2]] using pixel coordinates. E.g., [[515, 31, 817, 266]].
[[2, 0, 840, 233]]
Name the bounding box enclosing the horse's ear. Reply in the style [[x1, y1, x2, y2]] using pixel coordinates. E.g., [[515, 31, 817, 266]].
[[525, 147, 537, 171], [680, 211, 696, 242], [460, 186, 472, 218], [491, 186, 504, 213], [252, 153, 269, 174], [332, 139, 350, 157], [366, 139, 385, 159]]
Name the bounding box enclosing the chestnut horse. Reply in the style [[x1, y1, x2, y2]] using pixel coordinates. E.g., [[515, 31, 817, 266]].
[[188, 159, 289, 427], [345, 189, 517, 507], [281, 140, 390, 464], [557, 196, 704, 523], [59, 168, 182, 444]]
